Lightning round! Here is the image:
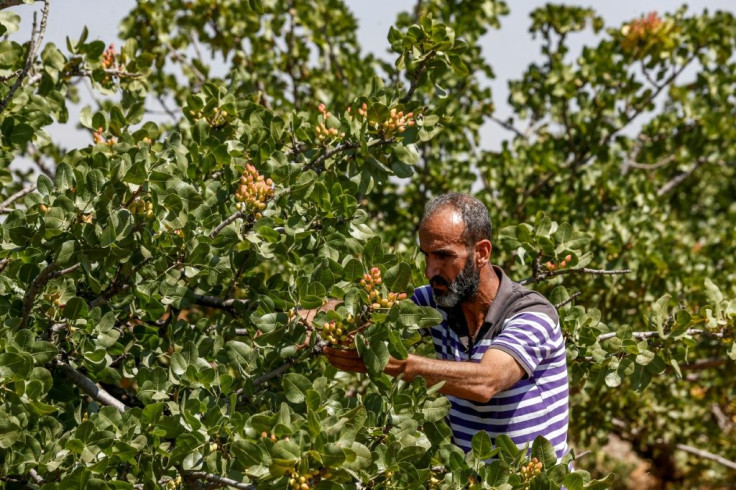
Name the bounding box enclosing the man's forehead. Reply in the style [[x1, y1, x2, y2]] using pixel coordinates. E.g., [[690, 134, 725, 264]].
[[418, 208, 466, 244]]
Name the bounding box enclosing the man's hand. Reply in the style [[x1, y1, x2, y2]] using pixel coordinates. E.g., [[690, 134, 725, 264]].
[[323, 346, 367, 373]]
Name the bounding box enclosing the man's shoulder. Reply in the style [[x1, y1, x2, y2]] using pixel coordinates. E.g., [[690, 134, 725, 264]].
[[495, 268, 559, 326]]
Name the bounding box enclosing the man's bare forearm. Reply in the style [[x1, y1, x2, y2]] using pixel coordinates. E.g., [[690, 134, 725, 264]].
[[385, 351, 524, 403]]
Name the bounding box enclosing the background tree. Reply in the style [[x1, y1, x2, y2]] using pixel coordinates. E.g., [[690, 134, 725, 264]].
[[1, 0, 734, 488]]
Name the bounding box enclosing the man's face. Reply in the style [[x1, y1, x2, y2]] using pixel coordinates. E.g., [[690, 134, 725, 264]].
[[418, 208, 481, 308]]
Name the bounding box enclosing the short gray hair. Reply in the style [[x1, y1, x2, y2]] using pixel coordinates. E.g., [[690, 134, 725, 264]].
[[420, 193, 492, 246]]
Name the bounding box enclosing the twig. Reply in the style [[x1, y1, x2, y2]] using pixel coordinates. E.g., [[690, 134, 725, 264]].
[[671, 443, 736, 470], [0, 258, 10, 274], [625, 155, 675, 171], [303, 138, 395, 173], [91, 257, 153, 307], [193, 293, 250, 314], [0, 0, 49, 114], [0, 185, 38, 213], [20, 262, 58, 328], [488, 115, 525, 139], [519, 267, 631, 286], [183, 471, 256, 490], [54, 359, 128, 413], [657, 157, 706, 197], [28, 469, 44, 484], [156, 94, 179, 122], [210, 211, 246, 239], [679, 358, 728, 371], [400, 50, 435, 104], [554, 291, 581, 309], [164, 43, 206, 84], [711, 404, 732, 432], [597, 329, 724, 342], [47, 262, 81, 279]]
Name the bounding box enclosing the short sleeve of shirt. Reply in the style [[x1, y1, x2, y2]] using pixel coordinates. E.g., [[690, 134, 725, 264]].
[[489, 312, 559, 377]]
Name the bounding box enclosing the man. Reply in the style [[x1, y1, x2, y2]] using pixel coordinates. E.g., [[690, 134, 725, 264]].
[[325, 193, 569, 459]]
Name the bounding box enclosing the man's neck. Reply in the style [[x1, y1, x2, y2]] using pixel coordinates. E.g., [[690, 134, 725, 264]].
[[460, 265, 500, 338]]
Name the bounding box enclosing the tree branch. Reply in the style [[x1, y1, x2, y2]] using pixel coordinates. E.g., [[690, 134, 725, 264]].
[[193, 293, 250, 314], [488, 115, 525, 139], [0, 258, 10, 274], [671, 443, 736, 471], [164, 43, 206, 84], [303, 138, 395, 173], [183, 471, 256, 490], [400, 50, 435, 104], [0, 185, 38, 214], [91, 257, 153, 307], [554, 291, 581, 309], [0, 0, 49, 114], [519, 267, 631, 286], [54, 359, 128, 413], [597, 329, 724, 342], [657, 157, 706, 197], [210, 211, 251, 239], [21, 261, 58, 328]]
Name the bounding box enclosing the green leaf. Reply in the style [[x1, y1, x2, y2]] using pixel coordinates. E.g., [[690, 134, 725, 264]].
[[531, 436, 557, 469], [384, 262, 411, 293], [282, 373, 311, 404], [471, 430, 493, 459], [56, 240, 76, 266], [421, 397, 451, 422], [362, 340, 389, 377], [0, 11, 21, 36], [495, 434, 520, 458]]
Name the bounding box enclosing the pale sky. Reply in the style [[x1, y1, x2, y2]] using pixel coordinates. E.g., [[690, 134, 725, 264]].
[[7, 0, 736, 170]]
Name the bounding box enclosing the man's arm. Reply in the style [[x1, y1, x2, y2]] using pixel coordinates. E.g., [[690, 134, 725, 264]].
[[323, 347, 525, 403]]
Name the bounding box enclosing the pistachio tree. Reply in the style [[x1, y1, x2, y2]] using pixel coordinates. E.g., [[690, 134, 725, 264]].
[[1, 0, 734, 488]]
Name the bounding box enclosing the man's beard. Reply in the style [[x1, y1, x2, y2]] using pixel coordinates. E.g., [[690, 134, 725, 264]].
[[431, 254, 480, 308]]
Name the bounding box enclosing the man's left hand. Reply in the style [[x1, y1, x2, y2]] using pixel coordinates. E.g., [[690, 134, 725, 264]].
[[323, 346, 367, 373]]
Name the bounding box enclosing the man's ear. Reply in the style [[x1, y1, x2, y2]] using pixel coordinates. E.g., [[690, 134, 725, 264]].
[[474, 239, 492, 267]]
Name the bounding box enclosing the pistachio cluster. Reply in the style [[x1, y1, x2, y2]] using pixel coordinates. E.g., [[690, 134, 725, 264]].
[[320, 316, 356, 349], [130, 199, 153, 219], [286, 469, 327, 490], [314, 103, 344, 141], [92, 126, 116, 147], [234, 163, 274, 219], [165, 476, 183, 489], [360, 267, 408, 310], [101, 43, 116, 69], [545, 254, 572, 271], [520, 457, 543, 481], [187, 107, 230, 128], [356, 103, 415, 136]]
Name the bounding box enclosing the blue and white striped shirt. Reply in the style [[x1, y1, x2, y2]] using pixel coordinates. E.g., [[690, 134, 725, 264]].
[[411, 266, 569, 459]]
